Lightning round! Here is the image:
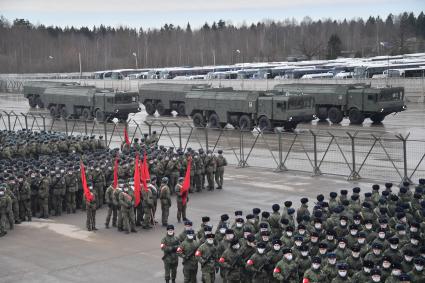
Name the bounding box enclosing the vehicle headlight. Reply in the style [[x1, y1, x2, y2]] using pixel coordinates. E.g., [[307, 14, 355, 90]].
[[380, 108, 384, 112]]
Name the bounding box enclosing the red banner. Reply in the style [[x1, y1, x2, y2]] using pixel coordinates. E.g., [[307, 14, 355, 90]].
[[181, 157, 191, 206], [80, 161, 93, 202], [113, 155, 119, 189], [124, 126, 130, 146], [134, 154, 141, 207]]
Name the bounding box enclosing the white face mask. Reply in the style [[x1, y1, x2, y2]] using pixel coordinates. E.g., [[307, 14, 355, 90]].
[[390, 244, 398, 249], [299, 229, 305, 234], [249, 219, 255, 224], [219, 228, 226, 234], [415, 265, 424, 271], [301, 251, 308, 256], [226, 234, 234, 240], [378, 233, 385, 239], [295, 241, 302, 247], [233, 244, 240, 250], [399, 231, 406, 235], [206, 239, 214, 245], [329, 259, 336, 264], [286, 232, 293, 237], [383, 262, 391, 269], [373, 249, 381, 255], [258, 248, 265, 254], [236, 223, 243, 228], [262, 237, 269, 242], [364, 267, 371, 273], [391, 270, 401, 276], [311, 237, 318, 243], [411, 239, 419, 245], [340, 220, 347, 226], [273, 245, 280, 251], [327, 236, 334, 241], [365, 224, 373, 230], [338, 271, 347, 277], [167, 231, 174, 236], [410, 227, 418, 233], [314, 224, 322, 229], [319, 249, 327, 254], [352, 252, 360, 258], [338, 243, 346, 249], [358, 238, 365, 244], [372, 276, 381, 282], [350, 230, 357, 235], [405, 256, 413, 262], [285, 254, 293, 261], [312, 263, 320, 270], [187, 235, 194, 240], [354, 220, 360, 225]]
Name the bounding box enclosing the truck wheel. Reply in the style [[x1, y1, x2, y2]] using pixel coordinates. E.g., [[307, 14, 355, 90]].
[[36, 97, 44, 108], [317, 107, 328, 121], [192, 113, 205, 128], [370, 114, 385, 124], [177, 103, 186, 116], [348, 109, 365, 125], [328, 107, 343, 124], [60, 107, 68, 119], [49, 105, 58, 118], [28, 96, 37, 108], [156, 102, 166, 116], [81, 108, 92, 120], [239, 115, 253, 131], [208, 113, 220, 128], [258, 116, 272, 132], [95, 109, 105, 121], [144, 101, 155, 116]]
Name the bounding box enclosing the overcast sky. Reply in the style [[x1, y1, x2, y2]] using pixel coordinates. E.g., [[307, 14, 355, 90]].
[[0, 0, 423, 29]]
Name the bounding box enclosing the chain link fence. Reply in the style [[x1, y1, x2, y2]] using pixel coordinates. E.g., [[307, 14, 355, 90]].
[[0, 111, 424, 184]]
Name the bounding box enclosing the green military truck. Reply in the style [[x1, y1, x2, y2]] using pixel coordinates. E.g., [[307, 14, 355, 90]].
[[273, 83, 406, 124], [139, 83, 232, 116], [185, 90, 315, 131], [23, 81, 140, 121]]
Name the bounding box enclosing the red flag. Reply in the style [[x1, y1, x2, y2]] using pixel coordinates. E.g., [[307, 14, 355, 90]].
[[113, 155, 119, 189], [124, 126, 130, 146], [80, 161, 93, 202], [133, 154, 141, 207], [143, 151, 150, 181], [181, 157, 191, 206]]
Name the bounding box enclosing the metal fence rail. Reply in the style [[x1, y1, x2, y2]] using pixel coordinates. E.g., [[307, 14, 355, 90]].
[[0, 111, 424, 185]]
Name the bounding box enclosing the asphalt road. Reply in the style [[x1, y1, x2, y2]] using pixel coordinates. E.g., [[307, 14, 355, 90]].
[[0, 167, 379, 283]]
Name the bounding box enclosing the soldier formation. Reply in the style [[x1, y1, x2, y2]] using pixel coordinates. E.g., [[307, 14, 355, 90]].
[[161, 181, 425, 283], [0, 129, 227, 236]]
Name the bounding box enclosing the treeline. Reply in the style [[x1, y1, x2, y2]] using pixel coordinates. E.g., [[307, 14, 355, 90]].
[[0, 12, 424, 73]]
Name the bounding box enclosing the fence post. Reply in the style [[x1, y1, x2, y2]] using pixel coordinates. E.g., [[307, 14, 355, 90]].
[[310, 130, 322, 176], [4, 111, 11, 130], [396, 133, 412, 185], [275, 130, 287, 171], [238, 130, 247, 167], [176, 124, 182, 149], [104, 121, 108, 148], [65, 118, 68, 135], [84, 119, 88, 135], [347, 132, 360, 180], [22, 113, 28, 130], [205, 127, 209, 152], [42, 116, 46, 131]]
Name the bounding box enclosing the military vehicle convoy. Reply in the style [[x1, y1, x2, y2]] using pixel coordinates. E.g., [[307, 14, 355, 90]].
[[185, 90, 315, 131], [273, 83, 406, 124], [23, 81, 140, 121], [139, 83, 232, 116]]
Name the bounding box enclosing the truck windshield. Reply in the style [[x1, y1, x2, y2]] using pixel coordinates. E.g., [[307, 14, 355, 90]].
[[114, 95, 137, 104], [378, 91, 402, 101], [288, 97, 306, 109]]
